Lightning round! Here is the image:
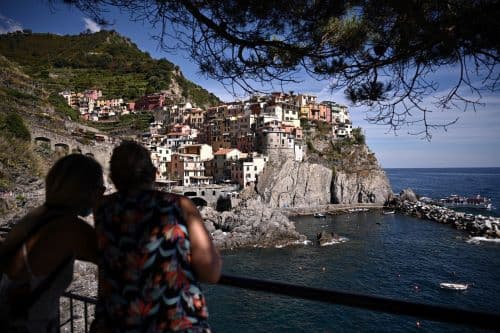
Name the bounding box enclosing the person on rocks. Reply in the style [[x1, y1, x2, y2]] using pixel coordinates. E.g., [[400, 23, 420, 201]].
[[0, 154, 105, 332], [92, 141, 221, 332]]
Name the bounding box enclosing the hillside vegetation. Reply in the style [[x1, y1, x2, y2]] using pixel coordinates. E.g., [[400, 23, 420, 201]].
[[0, 55, 61, 196], [0, 30, 220, 107]]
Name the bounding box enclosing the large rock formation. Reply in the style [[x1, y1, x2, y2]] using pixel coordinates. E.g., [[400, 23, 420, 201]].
[[256, 142, 392, 207], [332, 168, 392, 204], [256, 159, 332, 208], [200, 198, 307, 249]]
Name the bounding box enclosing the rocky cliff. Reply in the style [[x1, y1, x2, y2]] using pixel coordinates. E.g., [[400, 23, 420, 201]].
[[201, 198, 307, 249], [256, 138, 392, 207], [256, 159, 332, 208], [330, 143, 392, 204], [332, 168, 392, 204]]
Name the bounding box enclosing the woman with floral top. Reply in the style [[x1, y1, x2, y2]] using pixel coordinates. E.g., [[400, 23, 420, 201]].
[[93, 141, 221, 332]]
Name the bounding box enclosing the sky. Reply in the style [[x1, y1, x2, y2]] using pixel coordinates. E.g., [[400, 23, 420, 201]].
[[1, 1, 499, 168]]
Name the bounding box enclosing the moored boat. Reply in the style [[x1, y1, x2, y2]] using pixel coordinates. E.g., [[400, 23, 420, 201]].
[[313, 213, 326, 218], [439, 283, 468, 290], [437, 194, 492, 210]]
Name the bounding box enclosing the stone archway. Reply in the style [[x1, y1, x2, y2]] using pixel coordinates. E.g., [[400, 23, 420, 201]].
[[72, 147, 82, 154], [54, 143, 70, 156], [34, 137, 51, 149], [184, 191, 197, 197], [85, 152, 95, 158], [191, 197, 207, 207]]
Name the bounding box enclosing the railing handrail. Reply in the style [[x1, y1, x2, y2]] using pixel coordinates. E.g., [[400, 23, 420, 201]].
[[218, 274, 500, 331]]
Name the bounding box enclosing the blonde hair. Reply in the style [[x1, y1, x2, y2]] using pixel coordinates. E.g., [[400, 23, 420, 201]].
[[45, 154, 103, 210], [110, 141, 155, 192]]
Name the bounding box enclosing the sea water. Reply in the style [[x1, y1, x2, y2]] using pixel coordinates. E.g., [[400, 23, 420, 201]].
[[204, 168, 500, 332]]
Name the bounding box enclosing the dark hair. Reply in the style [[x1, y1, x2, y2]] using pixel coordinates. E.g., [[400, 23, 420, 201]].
[[45, 154, 103, 209], [110, 141, 155, 192]]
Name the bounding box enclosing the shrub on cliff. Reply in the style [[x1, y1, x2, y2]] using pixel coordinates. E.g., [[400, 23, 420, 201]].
[[48, 93, 79, 121], [0, 113, 31, 141], [352, 128, 365, 145]]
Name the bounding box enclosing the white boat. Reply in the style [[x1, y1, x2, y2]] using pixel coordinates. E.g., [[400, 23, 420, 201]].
[[383, 210, 395, 215], [313, 213, 326, 218], [439, 283, 468, 290], [348, 208, 370, 213]]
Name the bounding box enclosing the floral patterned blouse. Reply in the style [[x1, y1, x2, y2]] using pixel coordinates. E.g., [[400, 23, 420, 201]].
[[94, 190, 211, 332]]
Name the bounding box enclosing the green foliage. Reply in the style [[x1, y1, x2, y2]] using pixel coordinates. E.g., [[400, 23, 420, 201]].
[[0, 30, 219, 105], [306, 140, 317, 153], [90, 112, 154, 133], [352, 127, 365, 145], [176, 74, 220, 107], [300, 118, 310, 130], [0, 113, 31, 141], [0, 135, 42, 191], [316, 120, 331, 136], [48, 93, 79, 120], [0, 87, 37, 101]]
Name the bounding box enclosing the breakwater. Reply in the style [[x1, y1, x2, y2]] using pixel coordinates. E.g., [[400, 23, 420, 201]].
[[391, 198, 500, 239]]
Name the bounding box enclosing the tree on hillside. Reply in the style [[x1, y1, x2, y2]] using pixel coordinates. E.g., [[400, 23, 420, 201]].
[[56, 0, 499, 138]]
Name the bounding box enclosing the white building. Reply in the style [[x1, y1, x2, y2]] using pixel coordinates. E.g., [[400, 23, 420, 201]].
[[151, 145, 173, 180], [178, 144, 213, 161], [295, 94, 317, 107], [170, 153, 211, 186]]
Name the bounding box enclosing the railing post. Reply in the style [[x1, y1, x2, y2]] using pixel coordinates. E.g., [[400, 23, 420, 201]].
[[84, 301, 88, 333], [69, 296, 74, 333]]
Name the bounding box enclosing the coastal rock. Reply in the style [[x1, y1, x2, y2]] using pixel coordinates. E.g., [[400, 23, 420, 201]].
[[201, 198, 307, 249], [256, 159, 332, 208], [332, 168, 392, 204], [400, 188, 418, 202]]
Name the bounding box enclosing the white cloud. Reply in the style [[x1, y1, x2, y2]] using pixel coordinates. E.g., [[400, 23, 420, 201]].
[[0, 13, 23, 34], [83, 17, 101, 33]]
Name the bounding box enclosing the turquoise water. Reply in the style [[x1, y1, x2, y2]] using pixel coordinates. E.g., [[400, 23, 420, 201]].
[[203, 168, 500, 332]]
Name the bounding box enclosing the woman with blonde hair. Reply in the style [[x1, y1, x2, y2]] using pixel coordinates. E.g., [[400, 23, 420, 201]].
[[93, 141, 221, 332], [0, 154, 105, 332]]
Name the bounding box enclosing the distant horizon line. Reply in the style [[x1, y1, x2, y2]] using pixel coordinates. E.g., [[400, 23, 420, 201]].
[[383, 166, 500, 169]]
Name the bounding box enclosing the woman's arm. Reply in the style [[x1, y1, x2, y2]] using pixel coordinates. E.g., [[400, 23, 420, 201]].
[[179, 196, 222, 283]]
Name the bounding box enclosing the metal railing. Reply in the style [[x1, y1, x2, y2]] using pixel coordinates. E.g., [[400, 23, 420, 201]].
[[59, 274, 500, 332], [59, 292, 96, 333]]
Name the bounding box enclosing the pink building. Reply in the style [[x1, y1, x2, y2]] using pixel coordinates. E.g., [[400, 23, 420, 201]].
[[318, 103, 332, 123], [84, 89, 102, 101]]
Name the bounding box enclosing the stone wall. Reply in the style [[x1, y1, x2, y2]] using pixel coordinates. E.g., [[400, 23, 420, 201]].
[[30, 125, 114, 172]]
